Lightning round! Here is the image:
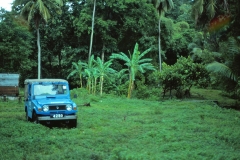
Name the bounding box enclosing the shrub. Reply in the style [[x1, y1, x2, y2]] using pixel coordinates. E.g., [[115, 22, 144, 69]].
[[152, 57, 210, 99]]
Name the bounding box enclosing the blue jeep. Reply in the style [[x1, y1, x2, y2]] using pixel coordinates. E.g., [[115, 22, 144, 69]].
[[24, 79, 77, 127]]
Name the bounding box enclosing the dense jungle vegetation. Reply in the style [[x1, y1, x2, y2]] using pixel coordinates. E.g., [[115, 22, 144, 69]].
[[1, 0, 240, 100]]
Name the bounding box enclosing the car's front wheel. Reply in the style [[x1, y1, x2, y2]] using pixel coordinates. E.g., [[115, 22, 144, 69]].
[[69, 119, 77, 128]]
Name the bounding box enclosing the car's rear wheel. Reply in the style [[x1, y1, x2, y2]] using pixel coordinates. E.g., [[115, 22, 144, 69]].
[[32, 111, 39, 124], [26, 109, 32, 122]]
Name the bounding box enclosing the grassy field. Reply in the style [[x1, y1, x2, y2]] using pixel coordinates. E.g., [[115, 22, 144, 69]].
[[0, 90, 240, 160]]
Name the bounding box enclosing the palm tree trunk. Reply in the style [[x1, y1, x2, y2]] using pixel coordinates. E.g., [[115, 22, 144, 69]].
[[37, 27, 41, 79], [158, 18, 162, 72], [101, 43, 105, 62], [88, 0, 96, 63]]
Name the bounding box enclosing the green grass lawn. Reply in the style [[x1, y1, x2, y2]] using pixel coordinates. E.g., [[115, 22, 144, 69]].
[[0, 91, 240, 160]]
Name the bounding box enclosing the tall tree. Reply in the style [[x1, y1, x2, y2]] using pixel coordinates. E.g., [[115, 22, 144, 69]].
[[88, 0, 96, 64], [0, 10, 34, 85], [73, 0, 157, 63], [13, 0, 63, 79], [150, 0, 174, 71], [110, 43, 156, 98], [191, 0, 229, 26]]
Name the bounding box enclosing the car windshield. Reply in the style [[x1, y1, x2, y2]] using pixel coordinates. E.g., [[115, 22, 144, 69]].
[[33, 83, 67, 96]]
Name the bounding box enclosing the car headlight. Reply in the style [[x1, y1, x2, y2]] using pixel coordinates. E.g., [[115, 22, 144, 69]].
[[66, 104, 72, 111], [43, 105, 49, 112]]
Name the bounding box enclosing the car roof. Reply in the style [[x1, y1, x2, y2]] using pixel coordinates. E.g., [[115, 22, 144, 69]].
[[24, 79, 68, 84]]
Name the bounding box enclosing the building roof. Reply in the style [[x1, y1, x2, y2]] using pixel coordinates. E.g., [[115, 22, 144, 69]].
[[0, 73, 20, 86]]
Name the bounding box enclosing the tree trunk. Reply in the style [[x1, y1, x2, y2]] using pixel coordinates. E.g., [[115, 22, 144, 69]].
[[88, 0, 96, 63], [37, 27, 41, 79], [79, 73, 82, 88], [94, 77, 97, 95], [100, 75, 103, 96], [158, 18, 162, 72], [127, 76, 134, 98], [101, 43, 105, 63]]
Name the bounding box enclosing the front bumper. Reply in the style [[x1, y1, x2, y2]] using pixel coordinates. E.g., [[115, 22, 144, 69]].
[[38, 115, 77, 121]]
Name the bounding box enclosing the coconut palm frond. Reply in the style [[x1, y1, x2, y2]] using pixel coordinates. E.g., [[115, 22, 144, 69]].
[[207, 0, 216, 18], [228, 37, 240, 55], [156, 0, 174, 17], [194, 0, 204, 15], [191, 0, 204, 22], [206, 61, 237, 81]]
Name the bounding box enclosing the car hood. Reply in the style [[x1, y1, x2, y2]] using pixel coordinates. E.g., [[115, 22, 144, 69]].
[[35, 98, 73, 105]]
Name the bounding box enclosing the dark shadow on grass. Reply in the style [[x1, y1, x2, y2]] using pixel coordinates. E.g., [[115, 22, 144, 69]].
[[39, 121, 77, 129]]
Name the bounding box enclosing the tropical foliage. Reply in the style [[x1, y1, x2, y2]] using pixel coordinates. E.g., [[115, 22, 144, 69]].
[[13, 0, 63, 79], [110, 43, 155, 98], [151, 57, 210, 98], [0, 0, 240, 99], [149, 0, 174, 71], [67, 60, 88, 88]]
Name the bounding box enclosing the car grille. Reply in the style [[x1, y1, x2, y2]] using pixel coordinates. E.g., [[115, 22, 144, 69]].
[[49, 105, 66, 110]]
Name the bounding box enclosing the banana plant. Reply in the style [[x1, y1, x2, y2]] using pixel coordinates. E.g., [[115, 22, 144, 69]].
[[91, 68, 99, 95], [67, 60, 88, 88], [110, 43, 156, 98], [94, 57, 116, 96], [84, 55, 96, 93]]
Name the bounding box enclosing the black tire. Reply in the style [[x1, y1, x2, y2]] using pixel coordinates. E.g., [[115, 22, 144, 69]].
[[26, 111, 30, 121], [26, 109, 32, 122], [32, 111, 39, 124], [69, 119, 77, 128]]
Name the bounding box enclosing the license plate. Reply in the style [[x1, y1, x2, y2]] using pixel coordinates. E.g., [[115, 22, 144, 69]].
[[51, 114, 64, 118]]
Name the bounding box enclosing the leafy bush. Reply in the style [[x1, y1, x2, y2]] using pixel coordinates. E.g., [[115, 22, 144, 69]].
[[174, 56, 210, 90], [151, 57, 210, 99]]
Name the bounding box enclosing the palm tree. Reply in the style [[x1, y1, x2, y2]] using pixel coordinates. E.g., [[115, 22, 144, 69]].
[[110, 43, 156, 98], [206, 37, 240, 82], [191, 0, 229, 25], [150, 0, 174, 71], [13, 0, 63, 79], [67, 60, 88, 88], [95, 57, 115, 96], [206, 62, 237, 82], [88, 0, 96, 64]]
